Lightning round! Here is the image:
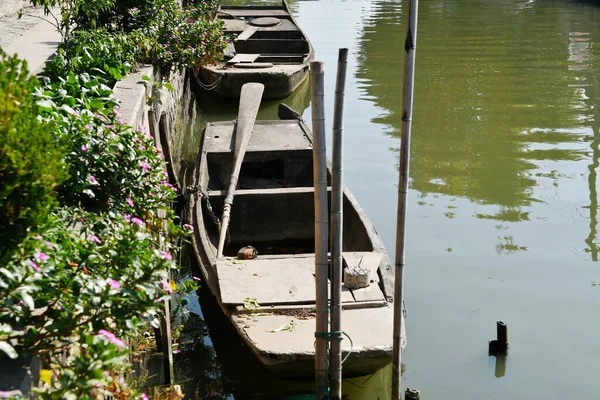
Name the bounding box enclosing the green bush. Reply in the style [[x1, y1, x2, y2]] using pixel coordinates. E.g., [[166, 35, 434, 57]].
[[42, 30, 139, 85], [0, 49, 68, 259]]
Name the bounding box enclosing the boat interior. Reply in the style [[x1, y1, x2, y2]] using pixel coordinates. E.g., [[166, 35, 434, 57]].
[[197, 120, 390, 308], [217, 5, 310, 66]]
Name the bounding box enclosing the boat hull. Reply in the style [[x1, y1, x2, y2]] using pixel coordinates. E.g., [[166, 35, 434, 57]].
[[188, 119, 405, 378], [200, 64, 310, 100], [197, 0, 314, 99]]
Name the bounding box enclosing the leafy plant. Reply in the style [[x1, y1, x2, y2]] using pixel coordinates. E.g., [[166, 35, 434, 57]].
[[42, 30, 139, 85], [0, 49, 68, 261]]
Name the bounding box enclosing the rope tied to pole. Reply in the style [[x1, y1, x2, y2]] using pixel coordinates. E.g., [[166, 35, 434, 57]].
[[313, 331, 354, 370]]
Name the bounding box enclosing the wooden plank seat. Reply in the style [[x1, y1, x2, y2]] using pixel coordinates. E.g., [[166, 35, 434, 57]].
[[217, 251, 386, 306], [226, 53, 260, 64]]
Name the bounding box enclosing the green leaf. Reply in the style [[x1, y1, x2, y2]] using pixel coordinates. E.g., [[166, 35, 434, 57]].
[[21, 291, 35, 309], [0, 323, 12, 334], [0, 341, 18, 359]]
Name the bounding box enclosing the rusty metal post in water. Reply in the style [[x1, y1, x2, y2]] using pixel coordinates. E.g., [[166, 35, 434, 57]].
[[311, 61, 330, 400], [330, 48, 348, 400], [392, 0, 419, 398]]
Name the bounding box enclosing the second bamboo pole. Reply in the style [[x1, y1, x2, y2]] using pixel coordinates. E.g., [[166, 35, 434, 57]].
[[330, 48, 348, 400], [311, 61, 330, 400]]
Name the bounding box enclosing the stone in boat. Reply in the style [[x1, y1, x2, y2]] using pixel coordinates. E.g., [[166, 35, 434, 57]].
[[198, 0, 314, 100], [188, 113, 406, 378]]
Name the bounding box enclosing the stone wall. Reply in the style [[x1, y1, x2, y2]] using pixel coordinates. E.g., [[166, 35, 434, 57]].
[[113, 66, 198, 187]]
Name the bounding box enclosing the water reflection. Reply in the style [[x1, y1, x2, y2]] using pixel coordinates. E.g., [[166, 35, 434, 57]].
[[355, 0, 600, 259]]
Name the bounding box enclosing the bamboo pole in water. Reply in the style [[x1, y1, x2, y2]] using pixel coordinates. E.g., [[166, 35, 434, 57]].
[[311, 61, 330, 400], [392, 0, 419, 398], [330, 48, 348, 400]]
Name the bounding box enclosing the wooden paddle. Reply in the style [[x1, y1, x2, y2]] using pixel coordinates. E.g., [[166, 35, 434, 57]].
[[217, 82, 265, 258]]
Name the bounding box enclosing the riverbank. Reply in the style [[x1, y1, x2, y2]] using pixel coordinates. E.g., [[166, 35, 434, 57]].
[[0, 1, 224, 397]]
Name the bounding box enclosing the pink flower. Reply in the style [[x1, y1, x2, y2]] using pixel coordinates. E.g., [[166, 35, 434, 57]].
[[113, 106, 120, 114], [123, 213, 131, 222], [132, 217, 145, 227], [139, 145, 146, 150], [162, 279, 174, 294], [98, 329, 126, 347], [183, 224, 194, 232], [126, 197, 134, 207], [36, 252, 49, 262], [173, 349, 180, 354], [192, 276, 201, 281], [149, 192, 155, 197], [140, 161, 150, 172], [107, 278, 121, 289], [88, 235, 101, 244], [81, 145, 89, 152], [117, 119, 124, 125], [140, 394, 148, 400], [85, 124, 93, 130], [28, 260, 41, 272], [90, 176, 98, 184], [160, 251, 172, 261]]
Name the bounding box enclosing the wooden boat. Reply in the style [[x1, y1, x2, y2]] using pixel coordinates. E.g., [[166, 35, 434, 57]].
[[188, 107, 406, 378], [198, 1, 314, 100]]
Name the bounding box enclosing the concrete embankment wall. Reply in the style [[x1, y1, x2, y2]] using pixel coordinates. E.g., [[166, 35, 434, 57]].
[[114, 66, 198, 188]]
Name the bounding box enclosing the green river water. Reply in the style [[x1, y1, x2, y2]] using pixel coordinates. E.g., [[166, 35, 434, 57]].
[[177, 0, 600, 398]]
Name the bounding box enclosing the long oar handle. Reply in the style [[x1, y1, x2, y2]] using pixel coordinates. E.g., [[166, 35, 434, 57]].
[[217, 203, 231, 258], [215, 82, 265, 259]]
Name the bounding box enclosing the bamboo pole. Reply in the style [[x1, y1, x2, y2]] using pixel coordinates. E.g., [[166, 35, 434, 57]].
[[330, 48, 348, 400], [311, 61, 329, 400], [392, 0, 419, 398]]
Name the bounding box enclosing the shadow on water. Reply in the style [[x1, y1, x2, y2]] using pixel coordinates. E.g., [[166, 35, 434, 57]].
[[174, 244, 398, 400]]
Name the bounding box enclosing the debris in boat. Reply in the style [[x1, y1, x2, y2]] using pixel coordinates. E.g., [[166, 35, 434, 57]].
[[343, 265, 370, 289], [274, 308, 316, 320], [225, 256, 245, 265], [238, 245, 258, 260], [267, 320, 296, 333]]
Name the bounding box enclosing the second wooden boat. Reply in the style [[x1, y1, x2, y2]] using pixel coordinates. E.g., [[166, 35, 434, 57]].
[[188, 104, 406, 378], [198, 1, 314, 100]]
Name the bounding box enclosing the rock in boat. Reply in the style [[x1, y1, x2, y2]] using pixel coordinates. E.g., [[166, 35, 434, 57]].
[[188, 111, 406, 378], [198, 0, 314, 100]]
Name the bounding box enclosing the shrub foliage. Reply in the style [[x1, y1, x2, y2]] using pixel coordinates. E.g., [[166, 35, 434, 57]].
[[0, 49, 68, 260]]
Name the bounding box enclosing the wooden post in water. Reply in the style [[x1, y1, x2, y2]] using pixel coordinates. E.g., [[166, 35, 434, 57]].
[[405, 388, 421, 400], [311, 61, 330, 400], [330, 48, 349, 400], [392, 0, 419, 398]]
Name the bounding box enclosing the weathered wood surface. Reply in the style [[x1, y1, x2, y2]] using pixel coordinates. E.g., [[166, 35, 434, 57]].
[[232, 305, 405, 356], [217, 257, 317, 305], [217, 252, 387, 305], [237, 26, 259, 41], [233, 62, 274, 69], [226, 53, 260, 64], [204, 121, 311, 153], [351, 282, 385, 302]]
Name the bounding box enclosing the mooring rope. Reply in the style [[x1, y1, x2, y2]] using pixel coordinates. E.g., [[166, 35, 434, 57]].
[[194, 73, 222, 91], [184, 185, 230, 245]]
